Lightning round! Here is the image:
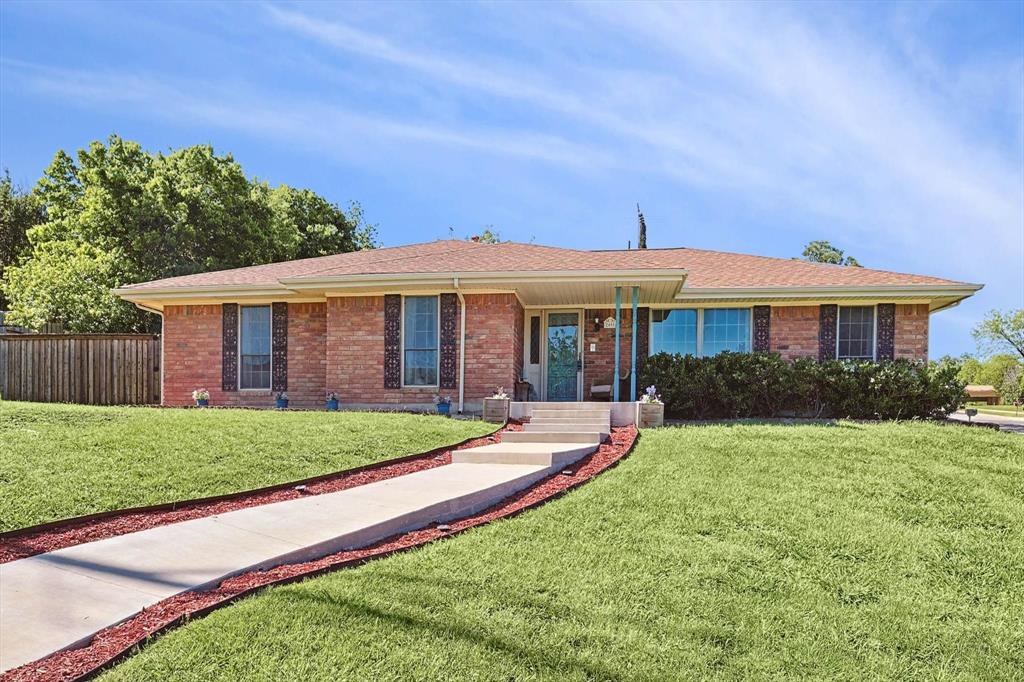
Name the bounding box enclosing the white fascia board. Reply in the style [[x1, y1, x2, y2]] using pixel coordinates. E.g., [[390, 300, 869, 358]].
[[280, 269, 688, 290], [675, 284, 983, 300]]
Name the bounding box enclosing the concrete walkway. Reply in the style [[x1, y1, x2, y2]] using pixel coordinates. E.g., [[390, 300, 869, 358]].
[[1, 405, 612, 673]]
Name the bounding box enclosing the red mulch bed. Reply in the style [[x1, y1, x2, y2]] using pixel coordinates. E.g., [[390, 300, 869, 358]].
[[2, 426, 638, 682], [0, 424, 522, 564]]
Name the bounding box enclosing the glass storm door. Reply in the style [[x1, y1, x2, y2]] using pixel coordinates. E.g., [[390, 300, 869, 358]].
[[546, 312, 580, 401]]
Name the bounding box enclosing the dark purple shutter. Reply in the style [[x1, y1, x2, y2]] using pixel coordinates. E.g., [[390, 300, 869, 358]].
[[753, 306, 771, 352], [636, 307, 650, 360], [384, 294, 401, 389], [529, 316, 541, 364], [222, 303, 238, 391], [876, 303, 895, 361], [272, 302, 288, 391], [439, 293, 458, 389], [818, 304, 838, 361]]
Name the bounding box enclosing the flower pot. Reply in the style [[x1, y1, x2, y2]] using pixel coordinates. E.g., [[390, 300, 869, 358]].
[[275, 398, 289, 409], [483, 398, 509, 424], [636, 402, 664, 428], [196, 399, 209, 408], [437, 402, 451, 416], [326, 398, 339, 411]]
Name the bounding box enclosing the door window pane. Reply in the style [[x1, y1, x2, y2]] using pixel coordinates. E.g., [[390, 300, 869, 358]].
[[702, 308, 751, 356], [546, 313, 579, 401], [240, 306, 271, 389], [650, 309, 698, 356], [838, 306, 874, 360], [403, 296, 438, 385]]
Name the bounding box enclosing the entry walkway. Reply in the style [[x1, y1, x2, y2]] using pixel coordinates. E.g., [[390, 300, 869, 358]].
[[1, 405, 612, 673]]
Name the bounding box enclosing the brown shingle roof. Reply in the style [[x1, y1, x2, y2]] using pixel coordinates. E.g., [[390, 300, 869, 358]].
[[121, 240, 973, 291]]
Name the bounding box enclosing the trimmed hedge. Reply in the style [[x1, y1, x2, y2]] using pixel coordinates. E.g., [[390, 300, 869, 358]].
[[638, 352, 966, 420]]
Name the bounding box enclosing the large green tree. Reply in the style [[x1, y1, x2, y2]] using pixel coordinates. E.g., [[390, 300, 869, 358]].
[[1, 135, 376, 332], [0, 172, 45, 309], [799, 240, 861, 267], [973, 309, 1024, 361]]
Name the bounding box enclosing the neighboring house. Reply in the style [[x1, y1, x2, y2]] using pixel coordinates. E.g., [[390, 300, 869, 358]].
[[965, 385, 1001, 405], [114, 240, 982, 411]]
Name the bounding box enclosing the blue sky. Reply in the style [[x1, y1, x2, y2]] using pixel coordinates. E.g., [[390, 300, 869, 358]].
[[1, 0, 1021, 357]]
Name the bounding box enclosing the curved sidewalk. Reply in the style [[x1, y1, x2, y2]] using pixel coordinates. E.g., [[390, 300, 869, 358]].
[[0, 461, 554, 672]]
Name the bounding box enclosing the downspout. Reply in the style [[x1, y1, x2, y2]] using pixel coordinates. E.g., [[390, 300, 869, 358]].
[[454, 276, 466, 414]]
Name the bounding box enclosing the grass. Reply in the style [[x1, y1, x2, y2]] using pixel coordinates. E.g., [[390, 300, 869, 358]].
[[100, 422, 1023, 681], [0, 402, 493, 532]]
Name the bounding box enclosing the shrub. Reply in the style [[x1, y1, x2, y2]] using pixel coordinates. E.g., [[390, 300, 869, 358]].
[[639, 352, 966, 420]]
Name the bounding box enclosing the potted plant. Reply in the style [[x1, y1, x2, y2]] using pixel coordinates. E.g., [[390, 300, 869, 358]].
[[483, 386, 510, 424], [325, 391, 340, 411], [636, 385, 664, 428], [275, 391, 289, 409], [434, 394, 452, 417], [192, 388, 210, 408]]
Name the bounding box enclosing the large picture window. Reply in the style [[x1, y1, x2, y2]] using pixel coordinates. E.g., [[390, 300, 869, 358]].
[[837, 306, 875, 360], [702, 308, 751, 356], [651, 309, 698, 356], [403, 296, 438, 386], [239, 305, 271, 389]]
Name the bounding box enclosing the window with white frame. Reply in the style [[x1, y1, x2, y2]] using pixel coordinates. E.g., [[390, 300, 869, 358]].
[[403, 296, 438, 386], [837, 306, 875, 360], [239, 305, 272, 389], [702, 308, 751, 355], [651, 309, 698, 356]]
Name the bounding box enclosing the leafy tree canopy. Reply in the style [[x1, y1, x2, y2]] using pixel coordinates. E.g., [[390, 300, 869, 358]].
[[973, 309, 1024, 361], [957, 353, 1021, 393], [0, 171, 45, 308], [1, 135, 376, 332], [800, 240, 861, 267]]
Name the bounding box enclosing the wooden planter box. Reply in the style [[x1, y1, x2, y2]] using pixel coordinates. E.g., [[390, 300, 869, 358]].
[[636, 402, 664, 428], [483, 398, 510, 424]]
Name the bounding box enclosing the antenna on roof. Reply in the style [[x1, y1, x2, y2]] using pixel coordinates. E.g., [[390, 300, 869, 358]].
[[637, 203, 648, 249], [627, 239, 631, 250]]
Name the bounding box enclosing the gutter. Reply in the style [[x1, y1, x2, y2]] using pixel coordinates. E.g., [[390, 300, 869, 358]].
[[454, 276, 466, 414]]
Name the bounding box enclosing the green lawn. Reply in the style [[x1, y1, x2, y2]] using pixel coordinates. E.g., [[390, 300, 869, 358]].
[[0, 402, 493, 532], [102, 422, 1023, 681], [966, 404, 1024, 418]]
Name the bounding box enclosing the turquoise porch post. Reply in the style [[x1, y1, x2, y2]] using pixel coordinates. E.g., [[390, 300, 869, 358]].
[[614, 286, 621, 402], [630, 285, 638, 400]]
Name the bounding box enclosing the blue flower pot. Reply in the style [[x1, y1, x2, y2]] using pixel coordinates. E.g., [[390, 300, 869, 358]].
[[275, 398, 289, 409], [196, 399, 208, 407], [326, 398, 339, 411], [437, 403, 450, 416]]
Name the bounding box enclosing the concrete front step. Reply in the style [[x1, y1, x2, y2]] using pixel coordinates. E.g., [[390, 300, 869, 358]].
[[531, 409, 611, 421], [529, 418, 610, 427], [502, 431, 603, 444], [452, 442, 595, 468], [523, 423, 610, 438]]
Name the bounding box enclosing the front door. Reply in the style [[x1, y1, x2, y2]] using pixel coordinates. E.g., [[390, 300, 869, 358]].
[[546, 311, 580, 401]]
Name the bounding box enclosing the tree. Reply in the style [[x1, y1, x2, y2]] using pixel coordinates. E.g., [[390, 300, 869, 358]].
[[1, 135, 376, 332], [0, 172, 45, 308], [973, 309, 1024, 361], [1000, 364, 1024, 408], [800, 240, 861, 267], [466, 227, 505, 243]]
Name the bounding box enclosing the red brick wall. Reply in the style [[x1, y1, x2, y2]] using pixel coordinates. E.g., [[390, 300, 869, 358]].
[[770, 306, 820, 361], [162, 303, 326, 408], [894, 304, 929, 361], [463, 294, 523, 401], [583, 308, 636, 400]]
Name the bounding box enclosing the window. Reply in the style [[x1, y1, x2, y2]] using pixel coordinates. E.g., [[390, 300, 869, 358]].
[[702, 308, 750, 355], [651, 309, 698, 356], [239, 306, 271, 389], [837, 306, 874, 360], [403, 296, 438, 386]]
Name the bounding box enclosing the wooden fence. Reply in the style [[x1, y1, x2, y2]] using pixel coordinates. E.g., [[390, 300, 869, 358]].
[[0, 335, 161, 405]]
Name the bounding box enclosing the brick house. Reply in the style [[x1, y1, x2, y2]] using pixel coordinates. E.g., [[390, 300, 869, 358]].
[[114, 240, 981, 411]]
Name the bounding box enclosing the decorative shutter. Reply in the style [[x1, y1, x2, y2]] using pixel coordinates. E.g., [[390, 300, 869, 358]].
[[818, 304, 838, 361], [636, 307, 650, 361], [222, 303, 239, 391], [439, 293, 458, 389], [529, 316, 541, 364], [752, 306, 771, 352], [384, 294, 401, 389], [876, 303, 895, 361], [271, 302, 288, 391]]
